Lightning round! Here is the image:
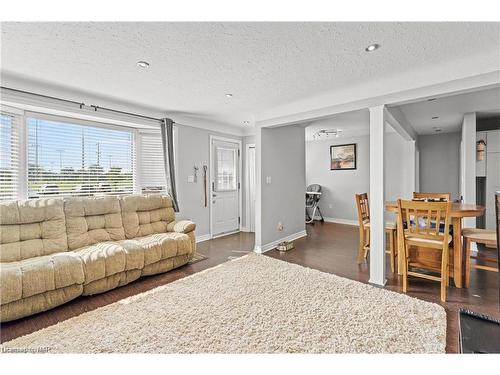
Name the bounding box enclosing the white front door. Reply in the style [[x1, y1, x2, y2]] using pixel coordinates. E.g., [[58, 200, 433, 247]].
[[211, 138, 240, 236], [248, 146, 256, 232]]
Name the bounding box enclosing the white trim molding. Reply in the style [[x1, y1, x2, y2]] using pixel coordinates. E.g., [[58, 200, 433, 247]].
[[320, 217, 358, 226], [253, 230, 307, 254], [195, 234, 212, 243]]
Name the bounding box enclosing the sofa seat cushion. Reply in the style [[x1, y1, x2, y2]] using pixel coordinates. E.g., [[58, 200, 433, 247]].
[[0, 252, 84, 305], [73, 241, 145, 285], [134, 232, 191, 266]]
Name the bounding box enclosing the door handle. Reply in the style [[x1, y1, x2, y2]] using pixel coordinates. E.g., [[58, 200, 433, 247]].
[[212, 194, 217, 197]]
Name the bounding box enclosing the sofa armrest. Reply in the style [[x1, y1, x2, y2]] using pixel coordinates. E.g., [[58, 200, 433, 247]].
[[167, 220, 196, 234]]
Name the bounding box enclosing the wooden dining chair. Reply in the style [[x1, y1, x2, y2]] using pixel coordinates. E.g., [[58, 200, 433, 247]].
[[355, 193, 397, 272], [397, 199, 452, 302], [413, 192, 451, 201], [462, 193, 499, 288]]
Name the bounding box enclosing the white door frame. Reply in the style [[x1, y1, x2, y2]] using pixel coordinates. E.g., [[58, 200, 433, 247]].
[[209, 135, 243, 238], [245, 143, 256, 232]]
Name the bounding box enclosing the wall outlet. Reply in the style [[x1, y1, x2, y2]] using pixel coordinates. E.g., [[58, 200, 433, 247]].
[[329, 204, 333, 209], [266, 176, 272, 184], [277, 222, 284, 231]]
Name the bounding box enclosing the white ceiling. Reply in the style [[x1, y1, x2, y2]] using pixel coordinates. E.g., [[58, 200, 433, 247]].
[[396, 87, 500, 135], [1, 22, 499, 128]]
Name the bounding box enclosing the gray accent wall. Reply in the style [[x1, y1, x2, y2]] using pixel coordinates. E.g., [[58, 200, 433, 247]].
[[260, 125, 305, 246], [306, 135, 369, 223], [418, 131, 461, 201], [175, 124, 242, 237]]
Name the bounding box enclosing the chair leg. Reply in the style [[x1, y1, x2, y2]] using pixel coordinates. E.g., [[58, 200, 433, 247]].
[[464, 237, 472, 288], [357, 229, 366, 264], [440, 246, 448, 303], [402, 244, 408, 293], [387, 229, 395, 273]]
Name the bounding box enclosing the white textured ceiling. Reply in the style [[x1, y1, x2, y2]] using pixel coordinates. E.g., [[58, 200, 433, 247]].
[[396, 87, 500, 135], [1, 22, 500, 127]]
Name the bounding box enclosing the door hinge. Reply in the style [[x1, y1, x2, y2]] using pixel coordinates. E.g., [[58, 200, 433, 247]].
[[238, 149, 240, 157], [238, 216, 241, 224], [238, 182, 240, 190]]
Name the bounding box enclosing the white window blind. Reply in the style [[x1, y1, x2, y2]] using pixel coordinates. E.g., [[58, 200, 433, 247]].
[[27, 116, 135, 198], [138, 131, 168, 194], [0, 112, 21, 201]]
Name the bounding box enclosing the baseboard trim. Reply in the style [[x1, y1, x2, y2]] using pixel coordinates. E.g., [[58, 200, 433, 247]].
[[240, 227, 251, 232], [254, 230, 307, 254], [196, 234, 212, 243], [320, 217, 359, 226]]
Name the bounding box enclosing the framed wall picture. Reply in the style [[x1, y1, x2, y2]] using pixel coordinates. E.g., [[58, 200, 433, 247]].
[[330, 143, 357, 170]]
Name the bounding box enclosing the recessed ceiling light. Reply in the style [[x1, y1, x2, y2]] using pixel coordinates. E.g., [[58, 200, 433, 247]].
[[137, 61, 150, 68], [243, 120, 250, 125], [365, 43, 380, 52], [225, 93, 233, 98], [432, 116, 439, 120]]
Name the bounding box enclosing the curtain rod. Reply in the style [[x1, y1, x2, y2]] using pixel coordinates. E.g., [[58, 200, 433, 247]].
[[0, 86, 165, 123]]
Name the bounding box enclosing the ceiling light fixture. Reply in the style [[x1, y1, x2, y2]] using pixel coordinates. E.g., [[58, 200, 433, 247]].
[[365, 43, 380, 52], [137, 61, 150, 68], [313, 129, 342, 140], [427, 98, 437, 102], [432, 116, 439, 120], [225, 93, 233, 98], [243, 120, 250, 125]]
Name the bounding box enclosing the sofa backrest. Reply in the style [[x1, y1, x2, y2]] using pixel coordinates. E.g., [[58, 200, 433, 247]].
[[119, 195, 175, 239], [64, 195, 125, 250], [0, 199, 68, 262]]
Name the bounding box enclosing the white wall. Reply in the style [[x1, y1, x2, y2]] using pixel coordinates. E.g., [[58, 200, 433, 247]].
[[175, 124, 242, 238], [256, 125, 306, 251], [306, 135, 369, 223], [418, 131, 461, 201]]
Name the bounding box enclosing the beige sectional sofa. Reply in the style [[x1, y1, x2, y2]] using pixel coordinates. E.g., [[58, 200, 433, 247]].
[[0, 194, 196, 322]]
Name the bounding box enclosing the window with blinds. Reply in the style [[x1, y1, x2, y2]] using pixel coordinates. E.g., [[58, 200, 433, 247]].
[[0, 112, 20, 201], [138, 131, 168, 194], [27, 116, 135, 198]]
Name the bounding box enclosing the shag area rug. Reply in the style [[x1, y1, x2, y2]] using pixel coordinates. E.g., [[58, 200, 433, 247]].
[[2, 254, 446, 353]]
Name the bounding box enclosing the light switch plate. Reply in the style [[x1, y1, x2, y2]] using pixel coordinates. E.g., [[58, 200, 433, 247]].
[[266, 176, 272, 184], [187, 175, 195, 183]]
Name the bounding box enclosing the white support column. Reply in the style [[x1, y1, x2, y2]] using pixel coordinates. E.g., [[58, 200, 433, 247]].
[[461, 112, 476, 228], [369, 105, 387, 286], [254, 125, 263, 253]]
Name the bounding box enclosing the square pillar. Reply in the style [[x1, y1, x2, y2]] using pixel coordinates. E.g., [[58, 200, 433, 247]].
[[369, 105, 387, 286]]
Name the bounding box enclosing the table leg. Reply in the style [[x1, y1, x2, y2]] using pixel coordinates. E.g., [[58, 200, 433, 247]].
[[452, 217, 463, 288], [396, 214, 403, 275]]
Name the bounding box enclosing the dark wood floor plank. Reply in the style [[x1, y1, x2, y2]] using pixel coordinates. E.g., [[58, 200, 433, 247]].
[[1, 222, 498, 354]]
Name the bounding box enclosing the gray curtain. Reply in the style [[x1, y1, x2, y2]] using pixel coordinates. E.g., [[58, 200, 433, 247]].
[[160, 118, 179, 212]]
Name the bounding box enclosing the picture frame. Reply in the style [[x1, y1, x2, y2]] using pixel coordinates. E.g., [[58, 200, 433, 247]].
[[330, 143, 357, 170]]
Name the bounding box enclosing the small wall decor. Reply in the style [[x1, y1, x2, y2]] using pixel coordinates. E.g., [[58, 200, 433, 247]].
[[330, 143, 357, 170]]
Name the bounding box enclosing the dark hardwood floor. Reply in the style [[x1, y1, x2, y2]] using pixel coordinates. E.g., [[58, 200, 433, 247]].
[[2, 222, 499, 353]]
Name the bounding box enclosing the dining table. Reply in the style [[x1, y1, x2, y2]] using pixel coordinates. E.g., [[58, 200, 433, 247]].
[[385, 201, 485, 288]]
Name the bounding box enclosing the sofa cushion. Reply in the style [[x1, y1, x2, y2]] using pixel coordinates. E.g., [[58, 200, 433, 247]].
[[0, 252, 84, 305], [166, 220, 196, 234], [134, 232, 191, 266], [74, 241, 145, 284], [64, 196, 125, 250], [0, 199, 68, 262], [120, 195, 175, 239]]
